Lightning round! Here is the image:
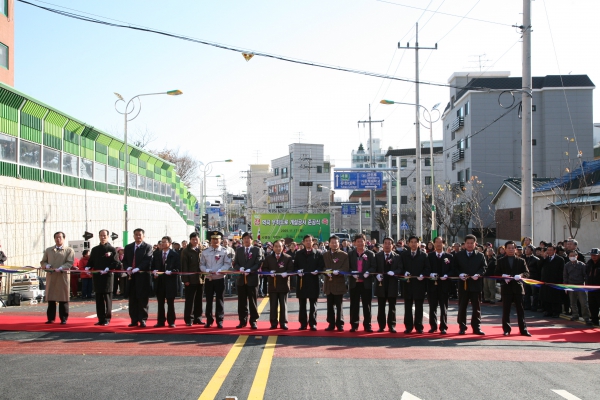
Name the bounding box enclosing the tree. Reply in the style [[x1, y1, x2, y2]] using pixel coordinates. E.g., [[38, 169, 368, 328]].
[[376, 206, 390, 233], [151, 147, 199, 188], [131, 127, 157, 149], [463, 176, 495, 244], [543, 158, 597, 240]]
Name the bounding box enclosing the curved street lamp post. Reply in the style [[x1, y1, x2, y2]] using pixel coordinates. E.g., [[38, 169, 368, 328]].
[[114, 90, 182, 245]]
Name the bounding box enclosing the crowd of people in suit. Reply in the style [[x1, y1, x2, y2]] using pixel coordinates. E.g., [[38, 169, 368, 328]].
[[39, 229, 600, 336]]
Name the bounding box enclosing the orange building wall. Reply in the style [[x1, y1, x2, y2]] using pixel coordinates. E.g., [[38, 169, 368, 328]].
[[0, 0, 14, 87]]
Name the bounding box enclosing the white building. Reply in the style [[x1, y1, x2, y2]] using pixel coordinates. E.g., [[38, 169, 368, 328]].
[[267, 143, 332, 213], [246, 164, 270, 214]]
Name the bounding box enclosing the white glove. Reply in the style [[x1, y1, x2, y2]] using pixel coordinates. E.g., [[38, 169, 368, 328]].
[[472, 274, 479, 281], [104, 267, 109, 272], [205, 269, 211, 274], [281, 272, 288, 278], [376, 274, 383, 282], [132, 268, 139, 274], [311, 270, 319, 275], [459, 273, 467, 281], [244, 269, 250, 275], [101, 268, 109, 275], [440, 275, 448, 280], [271, 271, 276, 277], [352, 274, 359, 279], [333, 270, 339, 275], [387, 270, 395, 276], [45, 264, 52, 269], [514, 274, 521, 281], [165, 270, 172, 275], [127, 267, 132, 272], [417, 275, 424, 281], [502, 274, 509, 278], [85, 267, 90, 271], [298, 272, 304, 277], [239, 267, 245, 272], [430, 273, 437, 278], [57, 267, 63, 272], [363, 272, 370, 279], [404, 272, 410, 277], [216, 269, 222, 275], [153, 270, 158, 277]]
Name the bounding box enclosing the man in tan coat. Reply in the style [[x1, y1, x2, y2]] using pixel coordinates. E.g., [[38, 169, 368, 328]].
[[40, 231, 75, 324], [323, 235, 349, 332]]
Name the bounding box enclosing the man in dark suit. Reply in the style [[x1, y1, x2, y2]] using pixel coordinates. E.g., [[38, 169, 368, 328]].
[[88, 229, 118, 326], [540, 243, 565, 318], [263, 240, 295, 329], [151, 236, 181, 328], [374, 237, 402, 333], [495, 240, 531, 336], [233, 232, 263, 329], [454, 234, 487, 335], [294, 234, 325, 330], [124, 228, 154, 327], [400, 235, 431, 334], [426, 236, 455, 334], [347, 233, 376, 332]]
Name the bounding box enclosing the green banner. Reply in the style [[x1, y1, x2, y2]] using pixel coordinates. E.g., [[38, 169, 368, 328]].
[[251, 213, 331, 243]]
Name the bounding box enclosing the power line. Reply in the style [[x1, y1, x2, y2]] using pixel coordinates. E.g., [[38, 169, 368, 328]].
[[17, 0, 498, 92], [376, 0, 513, 27]]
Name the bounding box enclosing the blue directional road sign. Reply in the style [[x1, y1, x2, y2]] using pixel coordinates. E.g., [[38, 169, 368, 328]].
[[341, 204, 357, 215], [334, 172, 383, 190], [400, 220, 409, 230]]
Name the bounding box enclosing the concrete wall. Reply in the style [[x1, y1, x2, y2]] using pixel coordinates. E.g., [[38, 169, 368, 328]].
[[0, 177, 193, 267]]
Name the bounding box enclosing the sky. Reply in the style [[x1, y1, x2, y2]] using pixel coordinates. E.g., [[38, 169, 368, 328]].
[[14, 0, 600, 201]]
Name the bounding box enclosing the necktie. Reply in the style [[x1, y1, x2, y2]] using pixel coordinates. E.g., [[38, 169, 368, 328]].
[[468, 252, 472, 257], [246, 248, 250, 258], [133, 245, 138, 268], [163, 251, 167, 265], [412, 252, 416, 257], [438, 253, 442, 258]]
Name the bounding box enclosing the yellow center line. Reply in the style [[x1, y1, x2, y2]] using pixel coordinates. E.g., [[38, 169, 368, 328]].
[[247, 335, 278, 400], [197, 296, 270, 400], [257, 296, 269, 314], [198, 335, 248, 400]]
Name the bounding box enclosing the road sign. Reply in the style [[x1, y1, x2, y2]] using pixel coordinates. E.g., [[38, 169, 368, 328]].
[[341, 204, 357, 215], [334, 172, 383, 190], [400, 220, 409, 230]]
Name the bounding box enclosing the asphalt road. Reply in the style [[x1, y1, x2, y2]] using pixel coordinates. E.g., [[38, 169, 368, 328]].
[[1, 292, 599, 400]]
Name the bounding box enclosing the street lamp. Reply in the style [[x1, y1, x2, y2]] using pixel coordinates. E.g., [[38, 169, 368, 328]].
[[380, 99, 440, 240], [198, 160, 233, 239], [114, 89, 182, 246]]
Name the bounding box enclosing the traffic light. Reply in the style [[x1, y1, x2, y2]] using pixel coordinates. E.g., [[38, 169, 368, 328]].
[[110, 232, 119, 241], [202, 214, 208, 228], [83, 231, 94, 241]]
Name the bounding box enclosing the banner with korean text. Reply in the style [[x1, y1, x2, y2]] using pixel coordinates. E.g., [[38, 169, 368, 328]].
[[251, 213, 331, 243]]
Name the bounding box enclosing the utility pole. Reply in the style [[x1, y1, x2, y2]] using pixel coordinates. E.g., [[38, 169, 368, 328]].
[[520, 0, 533, 241], [358, 104, 383, 235], [398, 22, 437, 240], [299, 152, 317, 212]]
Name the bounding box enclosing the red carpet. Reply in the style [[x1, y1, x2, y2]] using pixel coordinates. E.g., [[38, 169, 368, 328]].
[[1, 315, 598, 342]]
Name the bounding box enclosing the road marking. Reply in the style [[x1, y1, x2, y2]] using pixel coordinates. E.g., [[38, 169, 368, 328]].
[[85, 307, 122, 319], [552, 389, 582, 400], [401, 391, 422, 400], [198, 335, 249, 400], [247, 335, 278, 400], [257, 296, 269, 314], [197, 296, 269, 400]]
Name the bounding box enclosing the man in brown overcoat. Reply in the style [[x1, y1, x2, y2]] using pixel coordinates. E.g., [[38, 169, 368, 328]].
[[40, 231, 75, 324], [323, 235, 349, 331]]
